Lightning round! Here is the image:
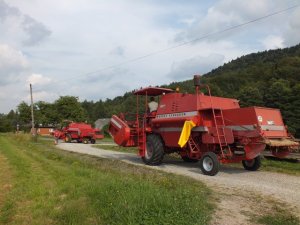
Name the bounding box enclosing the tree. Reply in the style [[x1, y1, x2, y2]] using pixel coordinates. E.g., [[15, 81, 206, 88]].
[[35, 101, 60, 126], [238, 86, 264, 107], [54, 96, 87, 123], [18, 101, 31, 126]]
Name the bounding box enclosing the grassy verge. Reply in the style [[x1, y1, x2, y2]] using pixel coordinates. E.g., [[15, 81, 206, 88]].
[[93, 144, 137, 154], [256, 201, 299, 225], [0, 133, 214, 225], [226, 157, 300, 176], [97, 137, 114, 143], [260, 157, 300, 175]]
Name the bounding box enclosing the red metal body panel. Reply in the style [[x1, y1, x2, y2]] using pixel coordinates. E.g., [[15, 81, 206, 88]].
[[202, 127, 234, 144], [109, 115, 136, 146], [154, 93, 239, 118], [151, 93, 239, 147], [223, 107, 288, 138]]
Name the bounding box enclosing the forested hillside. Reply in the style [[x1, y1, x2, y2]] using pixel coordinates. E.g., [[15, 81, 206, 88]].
[[1, 44, 299, 136], [167, 44, 300, 136]]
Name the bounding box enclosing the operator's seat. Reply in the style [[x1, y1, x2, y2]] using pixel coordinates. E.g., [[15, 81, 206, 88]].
[[148, 111, 157, 117], [146, 111, 156, 125]]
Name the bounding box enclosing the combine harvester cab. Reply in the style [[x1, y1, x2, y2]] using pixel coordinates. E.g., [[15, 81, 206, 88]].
[[109, 75, 298, 176]]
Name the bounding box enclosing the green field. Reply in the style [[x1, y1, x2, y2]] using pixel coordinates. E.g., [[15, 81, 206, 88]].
[[0, 134, 214, 225]]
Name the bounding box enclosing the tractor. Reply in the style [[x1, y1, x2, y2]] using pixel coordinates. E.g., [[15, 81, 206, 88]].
[[109, 75, 298, 175], [53, 122, 104, 144]]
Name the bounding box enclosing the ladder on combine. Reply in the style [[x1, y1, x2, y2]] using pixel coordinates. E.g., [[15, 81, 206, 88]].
[[211, 108, 232, 158], [137, 116, 146, 156], [204, 85, 232, 159], [187, 136, 201, 159]]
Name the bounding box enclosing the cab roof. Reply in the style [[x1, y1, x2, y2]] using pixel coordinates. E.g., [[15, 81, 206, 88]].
[[134, 87, 173, 96]]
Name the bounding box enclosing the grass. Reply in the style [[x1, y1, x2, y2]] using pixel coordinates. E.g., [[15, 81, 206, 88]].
[[256, 202, 299, 225], [226, 157, 300, 176], [93, 144, 138, 154], [97, 136, 114, 143], [260, 157, 300, 175], [257, 214, 299, 225], [0, 133, 214, 225]]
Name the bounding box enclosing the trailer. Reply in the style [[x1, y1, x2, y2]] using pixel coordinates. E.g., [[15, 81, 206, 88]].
[[109, 75, 298, 175], [53, 122, 104, 144]]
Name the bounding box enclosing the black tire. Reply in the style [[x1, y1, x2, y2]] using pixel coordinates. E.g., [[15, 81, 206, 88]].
[[83, 138, 89, 144], [65, 134, 72, 143], [181, 156, 199, 163], [91, 139, 96, 144], [242, 155, 261, 171], [200, 152, 220, 176], [142, 134, 164, 165]]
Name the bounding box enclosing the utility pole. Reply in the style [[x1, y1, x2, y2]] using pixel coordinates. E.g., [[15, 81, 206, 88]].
[[30, 83, 37, 140]]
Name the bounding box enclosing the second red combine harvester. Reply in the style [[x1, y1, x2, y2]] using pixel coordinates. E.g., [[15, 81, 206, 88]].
[[109, 75, 298, 176], [54, 122, 104, 144]]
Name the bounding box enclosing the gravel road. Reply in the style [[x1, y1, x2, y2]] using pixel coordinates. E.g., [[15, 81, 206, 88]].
[[56, 142, 300, 224]]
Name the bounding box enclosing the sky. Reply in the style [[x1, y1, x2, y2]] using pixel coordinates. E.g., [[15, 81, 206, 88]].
[[0, 0, 300, 113]]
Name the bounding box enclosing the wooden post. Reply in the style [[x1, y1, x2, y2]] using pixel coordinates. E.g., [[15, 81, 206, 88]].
[[30, 83, 37, 141]]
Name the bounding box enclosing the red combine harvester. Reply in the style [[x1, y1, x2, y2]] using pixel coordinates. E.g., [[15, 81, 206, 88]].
[[109, 75, 298, 175], [53, 122, 104, 144]]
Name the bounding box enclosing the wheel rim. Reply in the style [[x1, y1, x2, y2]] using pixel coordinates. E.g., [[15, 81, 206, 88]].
[[203, 156, 213, 172], [145, 143, 153, 159], [244, 159, 255, 167]]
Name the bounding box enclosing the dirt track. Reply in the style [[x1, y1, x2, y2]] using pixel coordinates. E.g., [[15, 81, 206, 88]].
[[56, 143, 300, 225]]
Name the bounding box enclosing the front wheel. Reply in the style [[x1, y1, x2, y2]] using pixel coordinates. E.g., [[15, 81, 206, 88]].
[[242, 155, 261, 171], [200, 152, 220, 176], [91, 139, 96, 144], [83, 138, 89, 144], [142, 134, 164, 165], [65, 134, 72, 143]]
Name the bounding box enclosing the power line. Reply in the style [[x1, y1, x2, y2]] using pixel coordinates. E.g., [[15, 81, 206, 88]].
[[36, 3, 299, 91]]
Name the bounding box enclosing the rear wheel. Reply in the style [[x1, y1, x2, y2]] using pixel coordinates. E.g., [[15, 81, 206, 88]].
[[200, 152, 219, 176], [65, 134, 72, 143], [242, 155, 261, 171], [83, 138, 89, 144], [142, 134, 164, 165], [91, 139, 96, 144], [181, 156, 199, 163]]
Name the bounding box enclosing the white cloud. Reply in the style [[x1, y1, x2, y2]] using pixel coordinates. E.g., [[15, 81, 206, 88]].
[[283, 7, 300, 46], [0, 44, 29, 84], [0, 44, 28, 69], [27, 73, 51, 85], [261, 35, 284, 49], [175, 0, 272, 42], [168, 54, 225, 80], [174, 0, 295, 46], [0, 0, 51, 47]]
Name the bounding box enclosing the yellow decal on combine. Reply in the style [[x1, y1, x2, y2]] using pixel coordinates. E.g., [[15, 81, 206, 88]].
[[178, 120, 196, 148]]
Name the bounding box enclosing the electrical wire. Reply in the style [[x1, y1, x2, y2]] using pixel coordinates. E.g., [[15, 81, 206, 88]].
[[34, 3, 300, 93]]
